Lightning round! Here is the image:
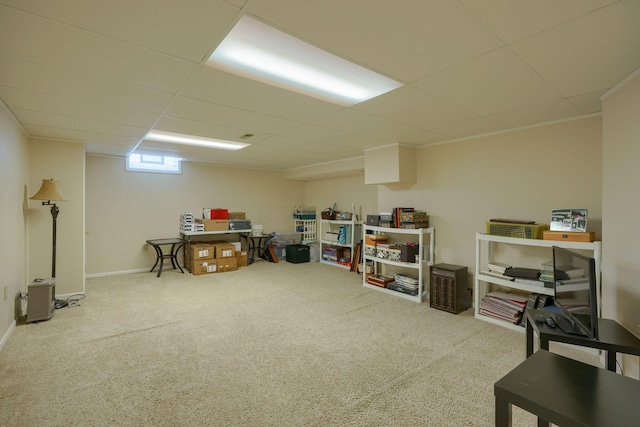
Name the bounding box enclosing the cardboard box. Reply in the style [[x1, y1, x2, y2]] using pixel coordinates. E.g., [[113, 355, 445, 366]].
[[228, 212, 246, 220], [365, 235, 388, 246], [543, 230, 595, 242], [215, 243, 236, 258], [191, 259, 217, 275], [217, 257, 237, 272], [196, 219, 229, 231], [190, 243, 215, 261], [236, 250, 248, 267]]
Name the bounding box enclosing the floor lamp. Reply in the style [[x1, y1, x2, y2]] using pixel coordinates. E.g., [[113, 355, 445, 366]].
[[29, 179, 66, 278]]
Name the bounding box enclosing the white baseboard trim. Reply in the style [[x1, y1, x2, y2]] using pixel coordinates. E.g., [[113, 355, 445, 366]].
[[85, 268, 148, 278], [0, 320, 16, 353]]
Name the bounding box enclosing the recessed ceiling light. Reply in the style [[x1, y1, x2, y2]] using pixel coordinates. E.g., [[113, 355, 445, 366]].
[[144, 130, 249, 151], [206, 15, 403, 106]]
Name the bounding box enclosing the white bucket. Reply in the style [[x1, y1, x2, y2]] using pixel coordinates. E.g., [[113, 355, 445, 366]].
[[252, 224, 263, 236]]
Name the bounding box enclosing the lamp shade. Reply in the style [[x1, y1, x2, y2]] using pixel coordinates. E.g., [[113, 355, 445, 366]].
[[30, 179, 65, 202]]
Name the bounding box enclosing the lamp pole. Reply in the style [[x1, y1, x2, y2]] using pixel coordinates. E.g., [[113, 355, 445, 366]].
[[45, 201, 59, 278]]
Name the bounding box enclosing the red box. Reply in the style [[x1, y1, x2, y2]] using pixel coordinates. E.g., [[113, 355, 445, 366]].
[[203, 208, 228, 219]]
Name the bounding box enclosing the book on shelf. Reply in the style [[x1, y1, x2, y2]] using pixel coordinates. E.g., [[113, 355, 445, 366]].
[[480, 290, 527, 325], [480, 270, 515, 281], [504, 267, 540, 280], [486, 290, 527, 308], [554, 265, 585, 279], [487, 261, 512, 274], [479, 298, 524, 324], [479, 308, 522, 324], [514, 278, 546, 287]]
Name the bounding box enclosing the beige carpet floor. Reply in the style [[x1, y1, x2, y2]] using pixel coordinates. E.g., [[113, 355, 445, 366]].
[[0, 261, 598, 426]]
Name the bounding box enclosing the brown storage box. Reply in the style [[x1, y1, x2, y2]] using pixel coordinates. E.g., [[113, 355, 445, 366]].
[[217, 257, 238, 272], [365, 234, 388, 246], [543, 230, 595, 242], [196, 219, 229, 231], [215, 243, 236, 258], [236, 250, 248, 267], [190, 243, 215, 261], [228, 212, 246, 220], [191, 259, 217, 275]]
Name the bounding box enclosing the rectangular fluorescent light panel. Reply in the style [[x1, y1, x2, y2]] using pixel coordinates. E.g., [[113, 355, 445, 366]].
[[144, 130, 249, 150], [206, 15, 403, 106]]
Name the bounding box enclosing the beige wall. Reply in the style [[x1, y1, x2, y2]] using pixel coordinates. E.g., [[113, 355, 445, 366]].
[[85, 156, 305, 274], [0, 104, 29, 343], [377, 116, 603, 270], [28, 139, 85, 296], [304, 174, 378, 222], [602, 70, 640, 377]]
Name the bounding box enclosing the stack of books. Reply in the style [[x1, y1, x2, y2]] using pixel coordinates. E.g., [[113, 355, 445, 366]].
[[539, 261, 586, 287], [479, 290, 527, 324], [539, 261, 554, 287], [481, 262, 514, 281]]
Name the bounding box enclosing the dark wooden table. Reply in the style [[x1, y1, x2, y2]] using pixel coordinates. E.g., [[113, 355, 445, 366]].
[[495, 349, 640, 426], [525, 308, 640, 372]]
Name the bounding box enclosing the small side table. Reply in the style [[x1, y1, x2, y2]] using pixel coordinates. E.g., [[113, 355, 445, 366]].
[[525, 308, 640, 372], [146, 238, 187, 277], [239, 234, 272, 264], [495, 349, 640, 427]]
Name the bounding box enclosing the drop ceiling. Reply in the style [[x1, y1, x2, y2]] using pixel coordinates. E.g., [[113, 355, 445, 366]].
[[1, 0, 639, 175]]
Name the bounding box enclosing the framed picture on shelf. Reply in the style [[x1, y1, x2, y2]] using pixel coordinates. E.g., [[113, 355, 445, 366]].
[[550, 209, 588, 232]]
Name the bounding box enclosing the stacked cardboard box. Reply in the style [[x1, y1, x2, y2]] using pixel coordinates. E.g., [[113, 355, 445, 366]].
[[214, 242, 237, 272], [187, 243, 217, 275]]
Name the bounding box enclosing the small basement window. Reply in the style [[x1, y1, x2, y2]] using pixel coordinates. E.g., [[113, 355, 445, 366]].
[[126, 153, 182, 174]]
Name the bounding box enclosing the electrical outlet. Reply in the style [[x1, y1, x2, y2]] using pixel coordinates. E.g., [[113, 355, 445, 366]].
[[3, 285, 7, 301]]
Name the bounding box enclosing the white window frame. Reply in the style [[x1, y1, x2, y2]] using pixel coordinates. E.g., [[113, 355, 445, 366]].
[[126, 153, 182, 174]]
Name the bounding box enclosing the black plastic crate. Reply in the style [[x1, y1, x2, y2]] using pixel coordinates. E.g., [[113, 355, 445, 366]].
[[286, 244, 310, 263]]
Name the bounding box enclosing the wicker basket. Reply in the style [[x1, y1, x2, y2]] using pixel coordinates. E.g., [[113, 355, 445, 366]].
[[486, 221, 549, 239], [321, 208, 336, 220]]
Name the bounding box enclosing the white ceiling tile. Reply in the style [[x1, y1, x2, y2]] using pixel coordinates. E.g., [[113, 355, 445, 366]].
[[282, 124, 386, 151], [16, 109, 147, 138], [0, 86, 157, 128], [414, 47, 561, 116], [460, 0, 619, 43], [568, 90, 607, 115], [259, 135, 363, 159], [354, 85, 438, 117], [247, 0, 503, 82], [25, 125, 138, 148], [0, 57, 174, 113], [0, 6, 198, 93], [511, 0, 640, 97], [180, 67, 342, 122], [383, 97, 480, 131], [1, 0, 241, 62], [153, 116, 272, 143], [431, 118, 507, 139], [489, 99, 583, 128], [400, 130, 450, 146], [313, 109, 422, 141], [166, 97, 300, 134]]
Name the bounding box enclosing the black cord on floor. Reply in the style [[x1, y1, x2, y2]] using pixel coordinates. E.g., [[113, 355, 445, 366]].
[[55, 293, 85, 309]]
